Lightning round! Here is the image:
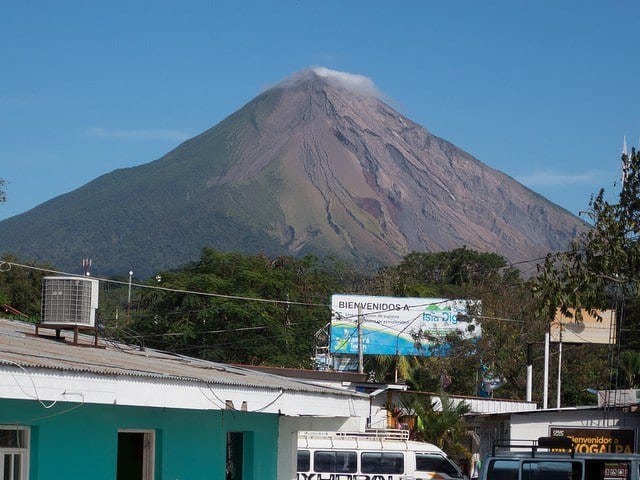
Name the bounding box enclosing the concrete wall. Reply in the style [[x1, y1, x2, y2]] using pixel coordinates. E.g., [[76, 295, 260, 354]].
[[510, 408, 640, 443], [0, 398, 280, 480]]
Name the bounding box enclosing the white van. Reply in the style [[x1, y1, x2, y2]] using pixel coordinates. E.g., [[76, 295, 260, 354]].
[[297, 430, 466, 480]]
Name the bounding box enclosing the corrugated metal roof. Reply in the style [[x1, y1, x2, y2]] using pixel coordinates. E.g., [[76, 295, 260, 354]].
[[0, 317, 363, 397]]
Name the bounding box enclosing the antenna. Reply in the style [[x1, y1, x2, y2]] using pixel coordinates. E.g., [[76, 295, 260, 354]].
[[82, 258, 92, 276], [622, 136, 630, 184]]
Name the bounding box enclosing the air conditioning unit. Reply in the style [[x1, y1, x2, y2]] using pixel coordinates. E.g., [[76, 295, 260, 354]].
[[41, 276, 99, 326]]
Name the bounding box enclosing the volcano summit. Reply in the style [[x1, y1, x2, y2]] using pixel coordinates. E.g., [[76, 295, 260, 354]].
[[0, 68, 585, 277]]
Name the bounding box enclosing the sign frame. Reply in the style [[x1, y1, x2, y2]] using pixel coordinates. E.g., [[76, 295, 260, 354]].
[[330, 294, 481, 356], [549, 426, 637, 454]]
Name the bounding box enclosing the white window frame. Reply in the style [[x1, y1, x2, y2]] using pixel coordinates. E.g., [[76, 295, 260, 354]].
[[117, 429, 155, 480], [0, 425, 30, 480]]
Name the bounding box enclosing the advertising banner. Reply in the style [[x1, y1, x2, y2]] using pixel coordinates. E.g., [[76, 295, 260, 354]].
[[551, 309, 616, 344], [330, 294, 481, 356], [550, 427, 637, 454]]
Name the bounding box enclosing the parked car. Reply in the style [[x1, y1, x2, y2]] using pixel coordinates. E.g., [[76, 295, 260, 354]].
[[479, 436, 640, 480]]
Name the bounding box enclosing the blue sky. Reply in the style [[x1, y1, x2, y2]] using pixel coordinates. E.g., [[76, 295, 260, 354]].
[[1, 1, 639, 222]]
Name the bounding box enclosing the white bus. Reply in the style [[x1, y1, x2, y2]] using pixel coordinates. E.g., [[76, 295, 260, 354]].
[[297, 430, 466, 480]]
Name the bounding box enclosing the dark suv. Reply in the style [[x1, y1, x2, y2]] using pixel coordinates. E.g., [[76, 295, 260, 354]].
[[479, 436, 640, 480]]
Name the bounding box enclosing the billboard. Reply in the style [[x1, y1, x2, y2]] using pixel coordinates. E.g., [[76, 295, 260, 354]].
[[551, 309, 616, 344], [330, 294, 481, 356], [550, 427, 636, 454]]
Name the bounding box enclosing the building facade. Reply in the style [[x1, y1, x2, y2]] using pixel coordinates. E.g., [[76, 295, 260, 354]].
[[0, 317, 370, 479]]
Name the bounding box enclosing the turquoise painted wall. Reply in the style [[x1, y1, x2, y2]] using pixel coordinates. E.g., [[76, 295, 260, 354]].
[[0, 398, 279, 479]]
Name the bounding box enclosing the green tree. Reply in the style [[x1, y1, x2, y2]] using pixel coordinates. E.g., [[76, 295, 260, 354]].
[[0, 254, 50, 318], [401, 393, 471, 459], [366, 248, 535, 399], [533, 148, 640, 397], [122, 249, 359, 367], [534, 148, 640, 322], [619, 350, 640, 388]]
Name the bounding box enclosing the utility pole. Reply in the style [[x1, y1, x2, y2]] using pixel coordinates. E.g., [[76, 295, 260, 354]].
[[127, 270, 133, 319], [526, 343, 533, 402], [543, 319, 550, 409], [557, 324, 563, 409], [357, 305, 364, 374]]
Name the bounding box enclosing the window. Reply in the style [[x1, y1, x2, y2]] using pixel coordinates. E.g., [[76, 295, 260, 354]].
[[0, 426, 29, 480], [415, 453, 463, 478], [487, 459, 519, 480], [297, 450, 310, 472], [361, 452, 404, 474], [313, 450, 357, 473], [522, 460, 582, 480], [585, 460, 630, 480]]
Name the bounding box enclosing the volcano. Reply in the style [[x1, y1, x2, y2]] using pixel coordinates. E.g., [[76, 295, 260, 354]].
[[0, 68, 586, 277]]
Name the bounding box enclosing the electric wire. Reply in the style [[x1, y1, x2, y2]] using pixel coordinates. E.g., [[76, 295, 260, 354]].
[[0, 252, 549, 312], [0, 255, 580, 363], [2, 247, 631, 407], [1, 358, 58, 408], [0, 260, 330, 309]]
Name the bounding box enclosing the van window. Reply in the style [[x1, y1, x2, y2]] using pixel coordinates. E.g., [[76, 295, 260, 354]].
[[314, 450, 357, 473], [487, 459, 519, 480], [361, 452, 404, 474], [522, 460, 581, 480], [415, 453, 463, 478], [297, 450, 310, 472]]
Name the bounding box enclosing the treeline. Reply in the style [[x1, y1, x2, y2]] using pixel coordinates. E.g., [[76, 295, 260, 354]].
[[3, 150, 640, 410], [1, 245, 619, 406]]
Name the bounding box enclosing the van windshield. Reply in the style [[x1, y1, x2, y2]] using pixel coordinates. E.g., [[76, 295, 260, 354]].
[[415, 453, 463, 478]]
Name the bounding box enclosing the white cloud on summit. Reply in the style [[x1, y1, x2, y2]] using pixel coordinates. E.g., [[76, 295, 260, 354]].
[[86, 127, 191, 142], [311, 67, 382, 98], [517, 169, 607, 186]]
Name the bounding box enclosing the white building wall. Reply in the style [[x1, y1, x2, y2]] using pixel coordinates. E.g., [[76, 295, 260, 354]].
[[510, 408, 640, 442], [469, 408, 640, 459], [0, 366, 370, 417]]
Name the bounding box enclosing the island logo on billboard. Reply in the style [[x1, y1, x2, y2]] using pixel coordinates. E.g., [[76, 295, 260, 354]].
[[330, 294, 481, 356]]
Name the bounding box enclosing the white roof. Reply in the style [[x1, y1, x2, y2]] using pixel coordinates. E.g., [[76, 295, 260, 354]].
[[0, 317, 369, 418], [298, 431, 444, 453]]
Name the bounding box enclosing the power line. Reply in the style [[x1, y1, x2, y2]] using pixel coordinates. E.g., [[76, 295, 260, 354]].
[[0, 255, 548, 337], [0, 260, 330, 309]]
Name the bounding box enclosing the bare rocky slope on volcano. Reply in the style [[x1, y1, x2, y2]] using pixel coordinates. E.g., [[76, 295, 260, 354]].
[[0, 69, 586, 277]]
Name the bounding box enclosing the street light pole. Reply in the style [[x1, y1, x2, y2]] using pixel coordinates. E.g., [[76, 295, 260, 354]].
[[127, 270, 133, 318]]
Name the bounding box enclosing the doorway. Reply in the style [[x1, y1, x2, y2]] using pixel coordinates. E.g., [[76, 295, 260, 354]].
[[117, 430, 155, 480], [226, 432, 244, 480]]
